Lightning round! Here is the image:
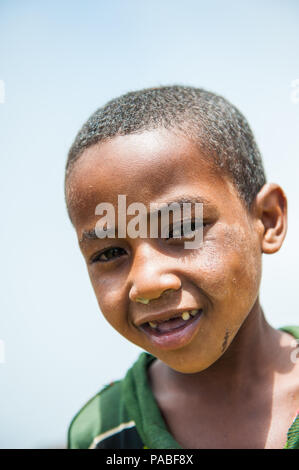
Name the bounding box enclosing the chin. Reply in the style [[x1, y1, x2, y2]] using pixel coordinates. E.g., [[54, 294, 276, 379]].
[[161, 352, 218, 374]]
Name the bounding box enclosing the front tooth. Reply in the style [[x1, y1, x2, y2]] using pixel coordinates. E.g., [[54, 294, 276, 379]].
[[149, 321, 158, 328], [191, 309, 198, 316], [181, 311, 190, 321]]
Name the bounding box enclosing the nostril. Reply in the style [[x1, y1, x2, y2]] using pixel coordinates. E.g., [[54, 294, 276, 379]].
[[164, 288, 177, 295]]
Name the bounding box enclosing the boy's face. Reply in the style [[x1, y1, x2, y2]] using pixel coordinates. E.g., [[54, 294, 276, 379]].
[[67, 129, 264, 373]]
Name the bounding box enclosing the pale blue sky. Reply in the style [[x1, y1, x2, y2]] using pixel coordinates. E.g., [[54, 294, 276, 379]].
[[0, 0, 298, 448]]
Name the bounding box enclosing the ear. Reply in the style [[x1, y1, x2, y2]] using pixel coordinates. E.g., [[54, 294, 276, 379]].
[[253, 183, 287, 254]]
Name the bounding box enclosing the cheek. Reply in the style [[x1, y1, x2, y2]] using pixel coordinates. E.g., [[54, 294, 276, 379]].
[[88, 272, 134, 337], [174, 226, 262, 371], [191, 223, 261, 308], [88, 274, 123, 322], [222, 224, 262, 309]]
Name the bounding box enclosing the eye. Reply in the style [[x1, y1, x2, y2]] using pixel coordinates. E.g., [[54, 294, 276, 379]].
[[90, 247, 127, 263], [163, 219, 207, 240]]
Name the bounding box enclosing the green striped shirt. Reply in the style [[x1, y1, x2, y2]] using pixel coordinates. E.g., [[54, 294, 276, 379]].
[[68, 325, 299, 449]]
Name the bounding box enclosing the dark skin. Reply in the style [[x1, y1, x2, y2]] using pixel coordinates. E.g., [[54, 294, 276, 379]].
[[66, 128, 299, 449]]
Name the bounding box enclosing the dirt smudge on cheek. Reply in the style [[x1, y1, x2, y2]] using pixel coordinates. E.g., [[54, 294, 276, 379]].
[[221, 328, 230, 353]]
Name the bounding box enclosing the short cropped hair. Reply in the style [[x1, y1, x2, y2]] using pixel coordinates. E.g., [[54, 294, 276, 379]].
[[65, 85, 266, 213]]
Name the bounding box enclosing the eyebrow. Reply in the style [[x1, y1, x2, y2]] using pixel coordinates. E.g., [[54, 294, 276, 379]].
[[150, 195, 214, 215], [79, 228, 100, 244], [79, 195, 218, 244]]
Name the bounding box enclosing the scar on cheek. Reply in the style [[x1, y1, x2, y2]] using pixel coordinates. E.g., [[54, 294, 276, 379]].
[[221, 329, 230, 353]]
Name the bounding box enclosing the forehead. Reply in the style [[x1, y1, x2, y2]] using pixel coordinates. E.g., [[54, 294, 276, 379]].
[[66, 129, 242, 227]]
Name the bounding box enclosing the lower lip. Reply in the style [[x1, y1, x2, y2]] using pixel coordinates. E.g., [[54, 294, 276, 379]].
[[139, 310, 204, 351]]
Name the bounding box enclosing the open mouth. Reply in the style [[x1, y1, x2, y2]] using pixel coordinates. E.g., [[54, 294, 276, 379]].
[[138, 308, 204, 350], [142, 308, 202, 332]]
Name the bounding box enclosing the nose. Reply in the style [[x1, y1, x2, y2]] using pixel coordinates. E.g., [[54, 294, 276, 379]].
[[128, 242, 181, 304]]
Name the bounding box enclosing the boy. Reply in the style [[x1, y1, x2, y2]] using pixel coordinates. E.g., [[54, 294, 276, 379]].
[[64, 86, 298, 449]]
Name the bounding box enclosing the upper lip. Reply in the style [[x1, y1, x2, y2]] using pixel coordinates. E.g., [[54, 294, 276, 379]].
[[134, 307, 202, 327]]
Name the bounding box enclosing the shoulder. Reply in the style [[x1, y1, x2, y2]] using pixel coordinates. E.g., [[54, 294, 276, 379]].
[[278, 325, 299, 449], [279, 325, 299, 339], [67, 380, 123, 449], [67, 352, 153, 449]]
